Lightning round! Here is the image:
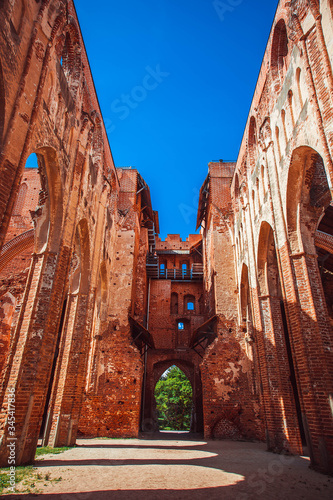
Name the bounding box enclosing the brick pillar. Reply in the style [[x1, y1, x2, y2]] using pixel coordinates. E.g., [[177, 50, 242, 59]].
[[0, 246, 70, 466], [46, 290, 94, 447], [259, 294, 302, 453], [280, 244, 333, 473]]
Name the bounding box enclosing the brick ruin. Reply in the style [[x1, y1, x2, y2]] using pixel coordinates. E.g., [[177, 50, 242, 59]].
[[0, 0, 333, 474]]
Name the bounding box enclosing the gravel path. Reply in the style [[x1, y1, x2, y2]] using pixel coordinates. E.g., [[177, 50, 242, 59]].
[[5, 432, 333, 499]]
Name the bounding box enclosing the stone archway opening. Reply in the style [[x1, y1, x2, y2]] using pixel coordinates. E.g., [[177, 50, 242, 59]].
[[0, 152, 40, 380], [142, 357, 203, 435], [154, 365, 193, 432]]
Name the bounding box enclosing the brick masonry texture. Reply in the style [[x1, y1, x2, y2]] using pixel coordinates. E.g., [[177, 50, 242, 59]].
[[0, 0, 332, 476]]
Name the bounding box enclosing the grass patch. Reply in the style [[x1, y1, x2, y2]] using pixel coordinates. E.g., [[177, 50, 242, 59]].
[[0, 465, 63, 495], [0, 465, 44, 495], [35, 446, 72, 458], [0, 447, 69, 495]]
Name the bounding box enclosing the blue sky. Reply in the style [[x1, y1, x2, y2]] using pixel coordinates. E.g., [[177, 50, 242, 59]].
[[74, 0, 278, 240]]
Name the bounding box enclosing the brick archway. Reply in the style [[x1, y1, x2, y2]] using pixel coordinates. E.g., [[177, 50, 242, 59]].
[[142, 354, 203, 434], [281, 145, 333, 470]]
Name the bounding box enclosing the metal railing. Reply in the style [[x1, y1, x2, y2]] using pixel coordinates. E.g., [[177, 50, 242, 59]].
[[146, 254, 203, 280]]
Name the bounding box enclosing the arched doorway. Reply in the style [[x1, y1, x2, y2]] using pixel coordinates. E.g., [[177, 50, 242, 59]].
[[154, 365, 193, 431], [284, 145, 333, 471], [142, 357, 203, 434]]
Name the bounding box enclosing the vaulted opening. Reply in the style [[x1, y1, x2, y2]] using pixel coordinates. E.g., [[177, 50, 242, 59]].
[[271, 19, 288, 87], [154, 365, 193, 431]]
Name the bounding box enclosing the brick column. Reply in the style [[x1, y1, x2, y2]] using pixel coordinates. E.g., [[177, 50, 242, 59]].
[[0, 246, 71, 466], [285, 249, 333, 472], [259, 294, 302, 453], [46, 290, 95, 447]]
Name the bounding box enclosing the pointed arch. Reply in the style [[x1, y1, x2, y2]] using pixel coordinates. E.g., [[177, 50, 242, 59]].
[[271, 19, 288, 87], [33, 147, 63, 254], [240, 263, 250, 323], [257, 222, 281, 299], [286, 146, 331, 254], [70, 218, 90, 295], [57, 16, 82, 98]]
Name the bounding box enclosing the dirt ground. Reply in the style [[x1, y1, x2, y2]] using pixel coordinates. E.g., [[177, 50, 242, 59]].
[[4, 432, 333, 499]]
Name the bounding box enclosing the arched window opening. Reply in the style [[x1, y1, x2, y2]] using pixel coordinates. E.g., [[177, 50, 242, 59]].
[[234, 173, 240, 199], [176, 318, 190, 347], [275, 126, 281, 161], [58, 27, 81, 98], [248, 116, 257, 171], [256, 177, 261, 210], [61, 32, 73, 76], [281, 109, 288, 144], [181, 261, 189, 278], [159, 261, 166, 277], [288, 90, 295, 128], [296, 68, 303, 110], [154, 365, 193, 431], [184, 294, 195, 313], [261, 165, 267, 197], [251, 190, 255, 220], [240, 264, 250, 324], [25, 152, 38, 169], [249, 116, 257, 148], [271, 19, 288, 87], [171, 292, 178, 315]]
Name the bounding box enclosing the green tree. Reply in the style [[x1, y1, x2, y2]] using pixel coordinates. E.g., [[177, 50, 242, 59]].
[[154, 366, 193, 431]]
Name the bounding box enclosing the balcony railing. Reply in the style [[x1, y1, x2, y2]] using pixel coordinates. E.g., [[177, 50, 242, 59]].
[[146, 254, 203, 281]]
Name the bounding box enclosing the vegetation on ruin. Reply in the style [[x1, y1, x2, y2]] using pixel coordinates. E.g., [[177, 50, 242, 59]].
[[155, 366, 193, 431], [0, 447, 70, 494], [35, 445, 72, 457]]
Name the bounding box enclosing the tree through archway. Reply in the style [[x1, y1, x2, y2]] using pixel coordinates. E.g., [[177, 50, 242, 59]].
[[154, 366, 193, 431]]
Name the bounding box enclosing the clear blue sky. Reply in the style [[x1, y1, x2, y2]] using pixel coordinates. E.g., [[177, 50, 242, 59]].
[[74, 0, 278, 240]]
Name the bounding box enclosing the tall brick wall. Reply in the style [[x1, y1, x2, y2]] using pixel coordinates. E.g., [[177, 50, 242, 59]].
[[228, 0, 333, 473], [0, 0, 332, 476]]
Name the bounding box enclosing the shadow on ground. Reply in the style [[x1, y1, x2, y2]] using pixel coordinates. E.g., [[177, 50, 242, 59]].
[[3, 432, 333, 499]]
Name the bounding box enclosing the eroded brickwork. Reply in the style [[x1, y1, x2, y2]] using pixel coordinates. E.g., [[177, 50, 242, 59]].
[[0, 0, 332, 476]]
